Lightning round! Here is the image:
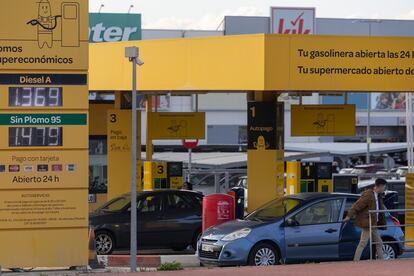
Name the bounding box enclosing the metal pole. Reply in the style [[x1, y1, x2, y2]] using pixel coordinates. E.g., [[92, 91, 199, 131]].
[[130, 57, 138, 272], [214, 173, 220, 193], [407, 93, 413, 173], [410, 93, 414, 173], [224, 172, 230, 191], [366, 22, 372, 165], [367, 93, 371, 164], [406, 93, 410, 172], [369, 211, 372, 260], [188, 148, 192, 182]]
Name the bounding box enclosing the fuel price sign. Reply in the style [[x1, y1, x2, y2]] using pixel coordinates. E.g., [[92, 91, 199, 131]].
[[0, 73, 88, 110], [9, 127, 63, 147], [0, 112, 87, 149], [9, 87, 63, 107]]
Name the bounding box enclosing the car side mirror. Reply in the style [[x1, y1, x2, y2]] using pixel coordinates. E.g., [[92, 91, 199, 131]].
[[286, 218, 299, 227]]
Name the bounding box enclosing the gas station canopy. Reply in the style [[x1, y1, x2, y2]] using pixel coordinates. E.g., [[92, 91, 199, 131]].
[[147, 150, 329, 169], [285, 142, 408, 157]]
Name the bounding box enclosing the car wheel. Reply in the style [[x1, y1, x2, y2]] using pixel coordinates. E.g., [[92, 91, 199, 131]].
[[382, 244, 397, 260], [95, 231, 114, 255], [248, 243, 280, 266], [192, 229, 202, 251]]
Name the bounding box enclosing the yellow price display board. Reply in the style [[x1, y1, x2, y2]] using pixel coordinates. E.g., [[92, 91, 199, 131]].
[[0, 0, 89, 268], [291, 104, 356, 136], [149, 112, 205, 139]]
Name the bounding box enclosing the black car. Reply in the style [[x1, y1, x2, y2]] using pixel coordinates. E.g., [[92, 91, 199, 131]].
[[90, 190, 203, 255]]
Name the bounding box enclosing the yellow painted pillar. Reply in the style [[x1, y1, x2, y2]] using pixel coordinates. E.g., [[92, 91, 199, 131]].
[[107, 90, 142, 200], [286, 161, 300, 194], [146, 95, 153, 161], [406, 173, 414, 245], [247, 92, 284, 212]]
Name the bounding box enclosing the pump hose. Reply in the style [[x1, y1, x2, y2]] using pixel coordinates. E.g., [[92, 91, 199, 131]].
[[26, 15, 62, 30]]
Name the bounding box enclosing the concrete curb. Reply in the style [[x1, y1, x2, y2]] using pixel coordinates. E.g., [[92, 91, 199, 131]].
[[99, 254, 199, 268], [161, 255, 200, 267]]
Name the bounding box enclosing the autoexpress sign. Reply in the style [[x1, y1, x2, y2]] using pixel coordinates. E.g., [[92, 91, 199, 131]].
[[89, 13, 142, 42]]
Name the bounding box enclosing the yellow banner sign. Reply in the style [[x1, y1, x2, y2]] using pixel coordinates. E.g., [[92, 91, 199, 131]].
[[291, 105, 356, 136], [288, 36, 414, 91], [149, 112, 205, 139], [0, 0, 88, 70]]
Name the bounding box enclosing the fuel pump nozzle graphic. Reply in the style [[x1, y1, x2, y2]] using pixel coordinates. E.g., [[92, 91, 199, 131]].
[[27, 0, 81, 48], [26, 0, 61, 49]]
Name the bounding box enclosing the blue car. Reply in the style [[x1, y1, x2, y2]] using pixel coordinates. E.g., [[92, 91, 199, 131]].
[[198, 193, 404, 266]]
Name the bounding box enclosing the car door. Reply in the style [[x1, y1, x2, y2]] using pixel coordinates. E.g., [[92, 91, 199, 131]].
[[162, 192, 202, 247], [338, 197, 367, 260], [285, 198, 344, 261], [136, 193, 169, 248]]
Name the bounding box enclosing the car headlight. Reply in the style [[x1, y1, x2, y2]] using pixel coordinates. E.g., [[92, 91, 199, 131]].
[[222, 228, 251, 241]]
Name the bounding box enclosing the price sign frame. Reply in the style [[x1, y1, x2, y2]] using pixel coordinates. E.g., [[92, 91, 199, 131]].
[[8, 87, 64, 107], [0, 85, 88, 110]]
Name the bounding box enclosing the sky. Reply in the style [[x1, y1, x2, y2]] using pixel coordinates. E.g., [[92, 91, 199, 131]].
[[89, 0, 414, 30]]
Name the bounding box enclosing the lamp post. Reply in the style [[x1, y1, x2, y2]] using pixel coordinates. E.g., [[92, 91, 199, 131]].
[[125, 46, 144, 272], [128, 5, 134, 13], [98, 4, 104, 13]]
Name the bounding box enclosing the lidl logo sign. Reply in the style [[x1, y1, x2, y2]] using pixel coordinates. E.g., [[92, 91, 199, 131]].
[[89, 13, 141, 42]]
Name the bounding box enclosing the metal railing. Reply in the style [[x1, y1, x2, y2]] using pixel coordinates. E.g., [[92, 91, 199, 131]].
[[369, 208, 414, 260]]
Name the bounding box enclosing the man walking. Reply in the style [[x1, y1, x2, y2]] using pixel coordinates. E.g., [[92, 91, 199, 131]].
[[344, 178, 387, 261]]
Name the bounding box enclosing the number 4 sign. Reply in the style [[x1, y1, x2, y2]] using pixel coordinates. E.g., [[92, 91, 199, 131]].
[[271, 7, 315, 35]]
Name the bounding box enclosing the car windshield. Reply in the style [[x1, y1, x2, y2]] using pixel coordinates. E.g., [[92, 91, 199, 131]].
[[246, 198, 301, 222], [397, 168, 407, 176], [351, 169, 367, 174], [99, 195, 130, 212]]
